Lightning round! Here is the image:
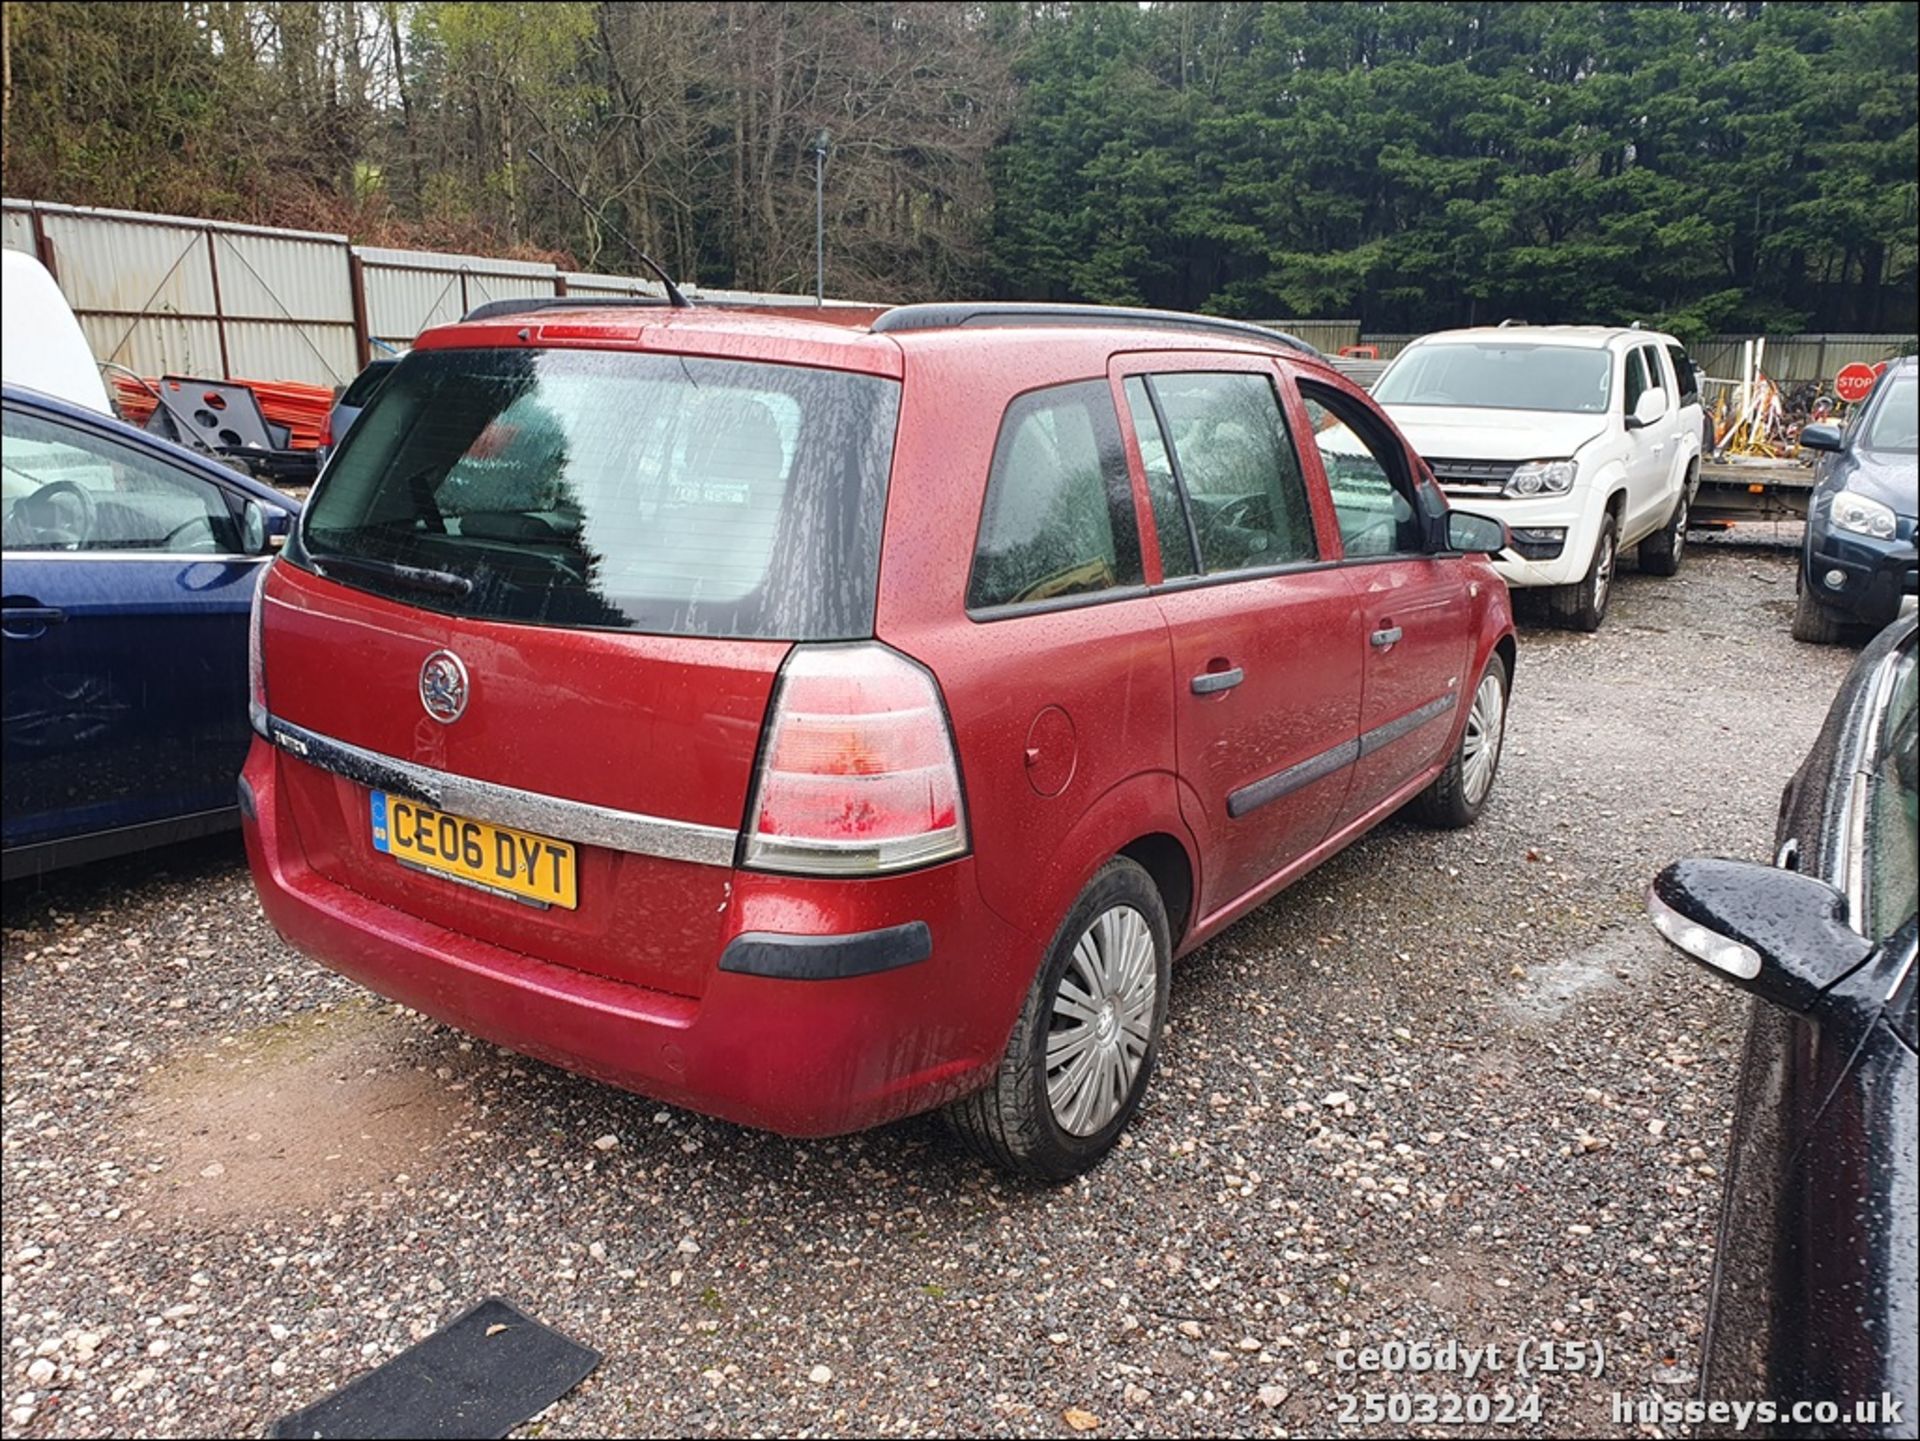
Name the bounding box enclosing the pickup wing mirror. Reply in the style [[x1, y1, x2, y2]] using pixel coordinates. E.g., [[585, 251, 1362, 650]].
[[1647, 858, 1873, 1013], [1626, 388, 1667, 431]]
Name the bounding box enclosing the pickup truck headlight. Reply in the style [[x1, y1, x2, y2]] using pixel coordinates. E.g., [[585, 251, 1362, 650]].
[[1504, 460, 1577, 498], [1830, 491, 1898, 540]]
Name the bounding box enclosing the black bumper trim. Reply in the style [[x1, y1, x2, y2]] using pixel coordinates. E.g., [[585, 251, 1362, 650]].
[[719, 921, 933, 980]]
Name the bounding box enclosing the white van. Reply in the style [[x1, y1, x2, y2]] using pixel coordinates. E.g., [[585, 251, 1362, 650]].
[[2, 249, 112, 414], [1372, 324, 1704, 630]]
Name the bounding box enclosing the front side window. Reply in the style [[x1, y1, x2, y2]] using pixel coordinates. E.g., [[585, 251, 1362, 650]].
[[1862, 372, 1918, 453], [1131, 371, 1318, 574], [298, 348, 901, 640], [1622, 348, 1651, 416], [1373, 343, 1613, 415], [1299, 386, 1423, 559], [968, 380, 1143, 610], [2, 406, 240, 554], [1639, 345, 1670, 414]]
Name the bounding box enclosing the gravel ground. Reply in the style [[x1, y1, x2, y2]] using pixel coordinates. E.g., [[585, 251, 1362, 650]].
[[2, 536, 1864, 1439]]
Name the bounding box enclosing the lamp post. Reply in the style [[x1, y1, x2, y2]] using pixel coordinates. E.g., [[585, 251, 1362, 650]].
[[812, 130, 831, 306]]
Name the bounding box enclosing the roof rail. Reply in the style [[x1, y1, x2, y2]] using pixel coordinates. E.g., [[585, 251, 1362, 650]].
[[869, 303, 1324, 359], [461, 295, 678, 323]]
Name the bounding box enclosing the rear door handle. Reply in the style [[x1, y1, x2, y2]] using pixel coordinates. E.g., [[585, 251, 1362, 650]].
[[1190, 667, 1244, 695], [1370, 626, 1403, 648], [1, 606, 66, 638]]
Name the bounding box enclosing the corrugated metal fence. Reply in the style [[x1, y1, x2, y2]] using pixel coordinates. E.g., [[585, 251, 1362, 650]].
[[5, 201, 357, 385], [1687, 334, 1911, 385], [2, 198, 862, 389], [6, 199, 1911, 390]]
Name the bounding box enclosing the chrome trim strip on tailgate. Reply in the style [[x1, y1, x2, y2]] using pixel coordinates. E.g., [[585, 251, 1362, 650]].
[[265, 715, 738, 868]]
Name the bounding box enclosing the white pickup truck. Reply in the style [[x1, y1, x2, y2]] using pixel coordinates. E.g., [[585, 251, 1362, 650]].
[[1372, 324, 1703, 630]]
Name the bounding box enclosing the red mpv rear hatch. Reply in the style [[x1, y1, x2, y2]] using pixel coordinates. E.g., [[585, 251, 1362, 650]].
[[259, 339, 901, 1000]]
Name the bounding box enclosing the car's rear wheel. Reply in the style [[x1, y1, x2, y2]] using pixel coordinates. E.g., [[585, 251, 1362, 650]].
[[1550, 512, 1617, 632], [946, 858, 1170, 1182], [1790, 574, 1846, 644], [1638, 482, 1689, 577], [1410, 652, 1509, 829]]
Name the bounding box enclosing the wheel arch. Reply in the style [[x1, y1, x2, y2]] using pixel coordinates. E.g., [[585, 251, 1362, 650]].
[[1119, 832, 1196, 952], [1019, 770, 1202, 958]]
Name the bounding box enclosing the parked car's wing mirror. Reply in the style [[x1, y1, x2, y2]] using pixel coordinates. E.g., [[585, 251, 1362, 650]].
[[1798, 422, 1845, 454], [1626, 387, 1667, 430], [1647, 858, 1873, 1013], [1443, 510, 1508, 555]]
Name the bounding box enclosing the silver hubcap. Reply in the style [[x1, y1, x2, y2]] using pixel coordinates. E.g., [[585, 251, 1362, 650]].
[[1671, 498, 1687, 558], [1593, 533, 1616, 609], [1462, 671, 1506, 805], [1046, 905, 1157, 1137]]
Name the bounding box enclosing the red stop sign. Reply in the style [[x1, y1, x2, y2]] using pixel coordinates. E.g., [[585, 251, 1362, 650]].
[[1834, 362, 1879, 404]]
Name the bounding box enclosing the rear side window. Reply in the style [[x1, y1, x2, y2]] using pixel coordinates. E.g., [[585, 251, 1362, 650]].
[[1134, 372, 1318, 574], [1665, 345, 1699, 405], [297, 348, 900, 640], [968, 381, 1143, 610]]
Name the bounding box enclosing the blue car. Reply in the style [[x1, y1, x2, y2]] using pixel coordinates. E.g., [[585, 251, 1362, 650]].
[[1794, 356, 1918, 643], [2, 384, 299, 879]]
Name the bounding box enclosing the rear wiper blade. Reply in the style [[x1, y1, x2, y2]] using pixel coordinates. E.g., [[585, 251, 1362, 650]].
[[312, 553, 474, 597]]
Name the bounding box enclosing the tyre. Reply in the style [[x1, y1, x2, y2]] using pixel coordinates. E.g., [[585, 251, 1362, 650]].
[[1638, 482, 1689, 577], [1410, 652, 1509, 829], [946, 858, 1170, 1182], [1550, 511, 1618, 632], [1791, 574, 1846, 644]]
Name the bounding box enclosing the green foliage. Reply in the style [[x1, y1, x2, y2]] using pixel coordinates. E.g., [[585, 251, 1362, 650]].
[[2, 2, 1912, 328], [991, 1, 1918, 331]]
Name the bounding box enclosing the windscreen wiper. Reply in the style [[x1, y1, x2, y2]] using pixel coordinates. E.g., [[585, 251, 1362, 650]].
[[311, 552, 474, 598]]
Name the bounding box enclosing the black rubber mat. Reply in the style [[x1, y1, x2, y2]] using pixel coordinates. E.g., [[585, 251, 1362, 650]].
[[269, 1297, 599, 1439]]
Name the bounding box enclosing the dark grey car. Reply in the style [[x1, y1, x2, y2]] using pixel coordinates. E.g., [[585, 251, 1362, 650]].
[[320, 357, 398, 466], [1648, 613, 1916, 1437], [1794, 357, 1918, 643]]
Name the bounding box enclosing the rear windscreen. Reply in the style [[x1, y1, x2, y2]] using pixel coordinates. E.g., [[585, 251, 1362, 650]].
[[295, 348, 901, 639]]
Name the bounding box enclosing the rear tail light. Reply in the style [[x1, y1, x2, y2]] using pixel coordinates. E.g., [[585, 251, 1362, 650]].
[[741, 643, 968, 876], [248, 561, 272, 736]]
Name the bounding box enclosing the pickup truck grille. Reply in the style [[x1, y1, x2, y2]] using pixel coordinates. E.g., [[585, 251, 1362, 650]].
[[1426, 458, 1519, 497]]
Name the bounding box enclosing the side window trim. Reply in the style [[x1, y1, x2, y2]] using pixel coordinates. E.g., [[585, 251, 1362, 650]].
[[1137, 375, 1205, 577]]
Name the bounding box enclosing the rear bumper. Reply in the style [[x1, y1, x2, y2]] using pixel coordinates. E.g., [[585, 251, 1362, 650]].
[[241, 745, 1034, 1137]]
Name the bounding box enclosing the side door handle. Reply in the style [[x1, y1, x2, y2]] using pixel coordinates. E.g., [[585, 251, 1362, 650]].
[[1370, 625, 1403, 648], [1190, 666, 1245, 695], [1, 605, 66, 639]]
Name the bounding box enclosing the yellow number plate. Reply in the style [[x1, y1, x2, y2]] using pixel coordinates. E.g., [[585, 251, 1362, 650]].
[[371, 792, 577, 909]]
